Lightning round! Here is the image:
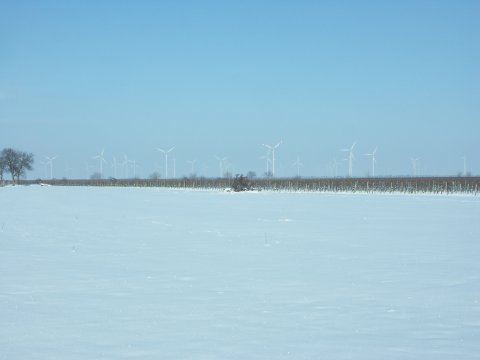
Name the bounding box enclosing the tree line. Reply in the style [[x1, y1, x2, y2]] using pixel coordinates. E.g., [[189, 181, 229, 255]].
[[21, 175, 480, 195], [0, 148, 34, 184]]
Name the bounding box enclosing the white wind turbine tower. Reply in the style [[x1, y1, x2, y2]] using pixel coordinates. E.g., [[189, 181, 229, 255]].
[[364, 147, 378, 177], [292, 156, 303, 177], [93, 149, 107, 178], [462, 155, 467, 176], [262, 140, 282, 177], [215, 156, 227, 178], [411, 158, 420, 176], [341, 142, 356, 177], [157, 146, 175, 179], [44, 156, 57, 179]]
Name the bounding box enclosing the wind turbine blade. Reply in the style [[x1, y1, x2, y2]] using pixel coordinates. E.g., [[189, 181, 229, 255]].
[[168, 146, 176, 153]]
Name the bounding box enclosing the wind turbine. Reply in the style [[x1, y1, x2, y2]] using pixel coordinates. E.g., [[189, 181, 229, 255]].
[[341, 142, 356, 177], [411, 158, 420, 176], [262, 140, 282, 177], [462, 155, 467, 176], [157, 146, 175, 179], [364, 147, 378, 177], [92, 149, 107, 178], [215, 156, 227, 178], [292, 156, 303, 177], [44, 156, 57, 179]]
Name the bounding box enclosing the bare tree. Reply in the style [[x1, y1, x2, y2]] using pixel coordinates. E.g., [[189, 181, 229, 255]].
[[1, 148, 34, 183], [0, 153, 6, 183]]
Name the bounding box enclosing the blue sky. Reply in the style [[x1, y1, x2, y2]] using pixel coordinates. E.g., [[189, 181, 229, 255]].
[[1, 0, 479, 179]]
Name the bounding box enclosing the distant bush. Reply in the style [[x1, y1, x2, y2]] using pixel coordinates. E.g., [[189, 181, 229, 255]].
[[231, 174, 253, 192]]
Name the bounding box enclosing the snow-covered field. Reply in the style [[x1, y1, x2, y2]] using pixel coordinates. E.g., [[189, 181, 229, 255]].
[[1, 186, 479, 360]]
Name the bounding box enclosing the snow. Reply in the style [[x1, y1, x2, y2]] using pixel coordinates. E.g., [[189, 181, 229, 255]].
[[1, 186, 480, 359]]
